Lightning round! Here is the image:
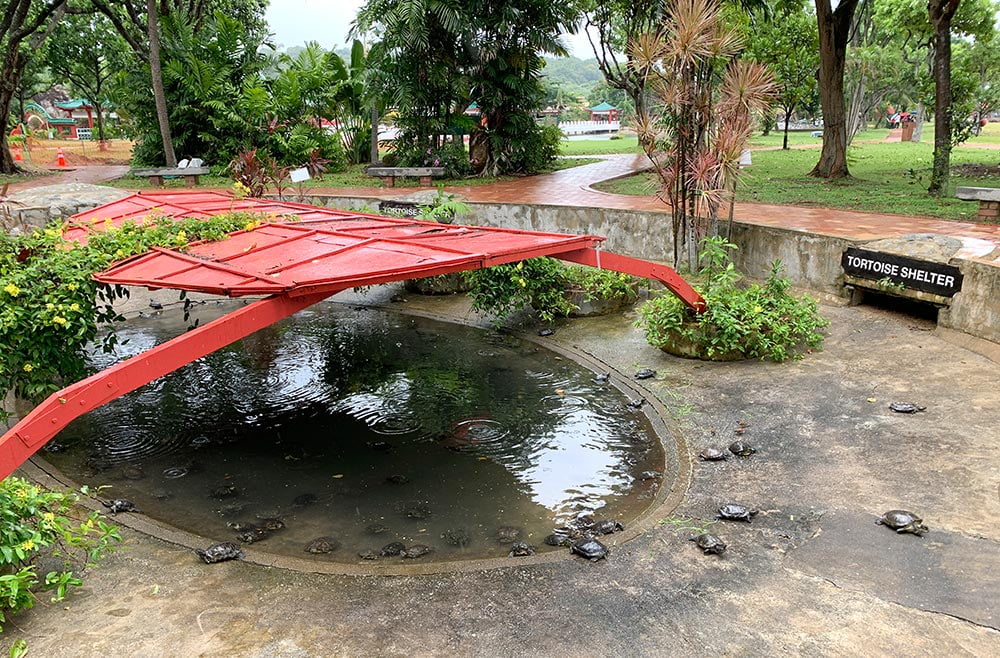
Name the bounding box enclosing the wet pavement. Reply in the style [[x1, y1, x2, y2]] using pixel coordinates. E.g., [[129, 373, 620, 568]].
[[4, 288, 998, 656]]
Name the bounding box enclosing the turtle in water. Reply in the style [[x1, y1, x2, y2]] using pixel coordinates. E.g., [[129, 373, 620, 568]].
[[292, 493, 318, 507], [101, 499, 139, 514], [571, 537, 608, 561], [402, 544, 432, 559], [380, 541, 407, 557], [889, 402, 926, 414], [366, 523, 390, 535], [592, 519, 625, 535], [699, 447, 728, 461], [496, 526, 523, 544], [236, 526, 269, 543], [304, 537, 340, 554], [385, 474, 410, 485], [634, 368, 656, 380], [508, 541, 536, 557], [716, 504, 758, 522], [196, 542, 244, 564], [210, 484, 239, 500], [442, 528, 471, 548], [259, 517, 285, 532], [690, 533, 727, 555], [876, 510, 929, 536], [728, 441, 756, 457]]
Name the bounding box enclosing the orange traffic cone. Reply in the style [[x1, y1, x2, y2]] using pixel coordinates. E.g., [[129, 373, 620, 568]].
[[56, 147, 66, 167], [12, 146, 22, 161]]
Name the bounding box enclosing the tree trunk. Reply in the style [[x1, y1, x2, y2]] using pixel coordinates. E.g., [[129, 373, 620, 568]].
[[146, 0, 176, 167], [0, 57, 25, 175], [928, 0, 960, 197], [783, 103, 794, 150], [810, 0, 859, 179], [370, 105, 379, 165]]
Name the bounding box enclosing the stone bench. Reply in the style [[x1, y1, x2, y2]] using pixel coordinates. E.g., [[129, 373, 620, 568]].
[[366, 166, 446, 187], [131, 166, 210, 187], [955, 187, 1000, 223]]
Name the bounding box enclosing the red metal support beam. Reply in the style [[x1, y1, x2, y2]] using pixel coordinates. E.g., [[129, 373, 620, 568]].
[[0, 291, 336, 481], [554, 247, 706, 313]]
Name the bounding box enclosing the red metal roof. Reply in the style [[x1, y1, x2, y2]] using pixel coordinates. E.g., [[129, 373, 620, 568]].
[[69, 191, 603, 297]]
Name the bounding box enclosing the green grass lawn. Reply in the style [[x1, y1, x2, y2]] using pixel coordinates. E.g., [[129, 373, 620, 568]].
[[593, 140, 1000, 221], [559, 137, 642, 156], [105, 158, 602, 192]]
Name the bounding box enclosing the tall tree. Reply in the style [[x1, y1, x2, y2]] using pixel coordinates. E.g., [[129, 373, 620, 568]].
[[145, 0, 175, 165], [45, 13, 124, 147], [810, 0, 860, 179], [0, 0, 69, 175], [927, 0, 962, 196]]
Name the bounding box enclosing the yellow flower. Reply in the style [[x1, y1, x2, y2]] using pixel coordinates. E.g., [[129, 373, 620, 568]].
[[114, 249, 125, 259], [22, 364, 33, 372], [13, 488, 27, 500], [3, 283, 19, 297], [19, 540, 35, 551], [46, 303, 55, 310], [69, 303, 80, 312], [752, 305, 763, 314], [243, 221, 258, 232], [41, 512, 55, 522], [52, 316, 67, 326], [67, 282, 79, 292]]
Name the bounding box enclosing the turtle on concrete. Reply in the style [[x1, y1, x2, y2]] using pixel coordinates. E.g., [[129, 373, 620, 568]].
[[716, 504, 758, 522], [380, 541, 406, 557], [571, 537, 608, 561], [875, 510, 929, 536], [728, 441, 756, 457], [690, 533, 727, 555], [402, 544, 432, 559], [592, 520, 625, 535], [634, 368, 656, 380], [889, 402, 926, 414], [196, 542, 244, 564], [102, 499, 139, 514], [508, 541, 536, 557], [699, 447, 728, 461]]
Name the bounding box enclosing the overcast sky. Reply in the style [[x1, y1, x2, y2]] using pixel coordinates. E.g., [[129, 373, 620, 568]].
[[264, 0, 595, 58]]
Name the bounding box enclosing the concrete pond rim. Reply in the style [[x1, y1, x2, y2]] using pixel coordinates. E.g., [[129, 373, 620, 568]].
[[22, 302, 692, 577]]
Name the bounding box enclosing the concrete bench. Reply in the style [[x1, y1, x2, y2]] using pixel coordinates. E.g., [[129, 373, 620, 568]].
[[955, 186, 1000, 222], [366, 166, 446, 187], [131, 166, 210, 187]]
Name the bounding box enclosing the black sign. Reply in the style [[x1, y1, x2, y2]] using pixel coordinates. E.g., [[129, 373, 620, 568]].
[[841, 247, 963, 297], [380, 200, 421, 218]]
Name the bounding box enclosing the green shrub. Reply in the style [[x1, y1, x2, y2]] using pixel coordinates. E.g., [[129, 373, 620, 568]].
[[463, 258, 640, 327], [637, 238, 828, 361], [394, 140, 472, 179], [0, 478, 121, 631]]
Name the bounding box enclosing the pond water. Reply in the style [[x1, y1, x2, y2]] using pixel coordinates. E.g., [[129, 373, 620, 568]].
[[44, 303, 667, 564]]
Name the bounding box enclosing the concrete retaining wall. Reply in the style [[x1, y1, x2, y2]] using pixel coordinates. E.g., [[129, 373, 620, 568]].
[[940, 259, 1000, 344]]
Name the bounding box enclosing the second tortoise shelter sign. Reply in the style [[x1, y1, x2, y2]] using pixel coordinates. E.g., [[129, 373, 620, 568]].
[[841, 247, 963, 297]]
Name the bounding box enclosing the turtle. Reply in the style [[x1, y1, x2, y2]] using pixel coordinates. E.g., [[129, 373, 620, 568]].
[[716, 504, 758, 522], [304, 537, 340, 554], [385, 474, 410, 485], [210, 484, 239, 500], [496, 526, 523, 544], [366, 523, 390, 535], [402, 544, 432, 559], [699, 447, 728, 461], [292, 493, 318, 507], [889, 402, 926, 414], [508, 541, 536, 557], [543, 532, 574, 547], [236, 526, 269, 543], [380, 541, 407, 557], [641, 471, 663, 480], [195, 542, 244, 564], [442, 528, 471, 547], [226, 520, 260, 532], [538, 328, 555, 337], [875, 510, 929, 536], [259, 517, 285, 532], [592, 519, 625, 535], [571, 514, 596, 530], [634, 368, 656, 380], [102, 499, 139, 514], [571, 537, 608, 561], [690, 533, 727, 555], [728, 441, 756, 457], [593, 372, 611, 384], [627, 398, 645, 409]]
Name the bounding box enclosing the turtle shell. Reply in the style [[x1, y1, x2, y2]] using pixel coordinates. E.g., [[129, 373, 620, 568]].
[[403, 544, 432, 559], [102, 499, 139, 514], [236, 526, 269, 543], [728, 441, 756, 457], [877, 509, 928, 535], [716, 504, 758, 522], [592, 520, 625, 535], [691, 533, 727, 555], [380, 541, 406, 557], [699, 448, 728, 461], [635, 368, 656, 380], [196, 542, 244, 564], [571, 538, 608, 561], [508, 541, 536, 557]]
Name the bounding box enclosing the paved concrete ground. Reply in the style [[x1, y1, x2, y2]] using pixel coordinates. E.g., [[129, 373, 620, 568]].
[[3, 289, 998, 657]]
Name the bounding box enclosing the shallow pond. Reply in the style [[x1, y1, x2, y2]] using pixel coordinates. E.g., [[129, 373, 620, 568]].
[[44, 303, 667, 564]]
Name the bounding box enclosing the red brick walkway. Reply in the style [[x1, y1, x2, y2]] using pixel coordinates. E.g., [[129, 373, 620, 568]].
[[297, 155, 1000, 266], [3, 165, 131, 194]]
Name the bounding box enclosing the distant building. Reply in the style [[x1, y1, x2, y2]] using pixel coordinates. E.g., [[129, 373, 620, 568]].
[[587, 102, 619, 123]]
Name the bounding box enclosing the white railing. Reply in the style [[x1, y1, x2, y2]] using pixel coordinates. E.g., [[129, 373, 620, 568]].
[[559, 120, 621, 135]]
